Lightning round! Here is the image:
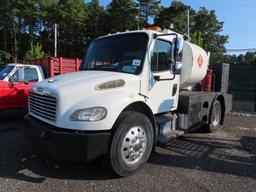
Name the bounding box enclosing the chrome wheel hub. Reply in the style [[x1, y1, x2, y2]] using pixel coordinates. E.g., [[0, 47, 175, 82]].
[[121, 126, 147, 165], [212, 106, 221, 126]]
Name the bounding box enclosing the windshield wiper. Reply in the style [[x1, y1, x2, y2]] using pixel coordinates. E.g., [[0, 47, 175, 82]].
[[82, 67, 121, 72], [82, 65, 122, 72], [82, 68, 100, 71]]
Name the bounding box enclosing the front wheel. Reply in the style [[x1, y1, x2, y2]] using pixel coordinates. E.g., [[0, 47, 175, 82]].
[[109, 111, 154, 177]]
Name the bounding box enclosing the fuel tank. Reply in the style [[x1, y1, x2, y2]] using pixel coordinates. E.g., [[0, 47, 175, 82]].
[[180, 41, 210, 89]]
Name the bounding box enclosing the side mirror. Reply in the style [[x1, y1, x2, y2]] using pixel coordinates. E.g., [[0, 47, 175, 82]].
[[9, 75, 20, 84], [8, 68, 24, 84], [176, 37, 184, 54], [173, 37, 184, 63], [9, 76, 16, 84], [172, 63, 182, 75], [23, 80, 29, 85], [170, 36, 183, 75]]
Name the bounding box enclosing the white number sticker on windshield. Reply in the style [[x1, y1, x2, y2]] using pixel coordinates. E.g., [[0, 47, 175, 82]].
[[132, 59, 141, 66], [2, 73, 7, 77]]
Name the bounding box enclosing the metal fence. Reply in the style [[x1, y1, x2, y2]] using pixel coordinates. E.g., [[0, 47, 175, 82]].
[[229, 65, 256, 112]]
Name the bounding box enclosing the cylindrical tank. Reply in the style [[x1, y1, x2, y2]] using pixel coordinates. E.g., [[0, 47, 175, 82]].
[[202, 69, 213, 92], [180, 41, 210, 89]]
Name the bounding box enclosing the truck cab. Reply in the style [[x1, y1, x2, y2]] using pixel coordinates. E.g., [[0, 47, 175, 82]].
[[0, 64, 44, 110], [25, 29, 232, 177]]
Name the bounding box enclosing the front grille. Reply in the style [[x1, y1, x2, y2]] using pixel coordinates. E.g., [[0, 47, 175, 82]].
[[28, 92, 57, 121]]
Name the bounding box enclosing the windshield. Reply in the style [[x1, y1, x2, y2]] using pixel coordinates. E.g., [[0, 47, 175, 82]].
[[82, 33, 148, 75], [0, 65, 14, 80]]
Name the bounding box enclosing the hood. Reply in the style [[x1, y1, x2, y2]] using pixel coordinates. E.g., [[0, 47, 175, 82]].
[[31, 70, 141, 97], [29, 70, 142, 127]]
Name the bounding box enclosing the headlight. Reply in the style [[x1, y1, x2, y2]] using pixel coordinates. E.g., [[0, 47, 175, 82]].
[[70, 107, 107, 121]]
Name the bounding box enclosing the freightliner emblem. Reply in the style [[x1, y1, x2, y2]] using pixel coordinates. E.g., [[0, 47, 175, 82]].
[[48, 78, 58, 83], [34, 87, 52, 96]]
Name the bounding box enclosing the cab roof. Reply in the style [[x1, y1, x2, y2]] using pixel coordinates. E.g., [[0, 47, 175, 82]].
[[97, 29, 183, 41], [7, 63, 38, 68]]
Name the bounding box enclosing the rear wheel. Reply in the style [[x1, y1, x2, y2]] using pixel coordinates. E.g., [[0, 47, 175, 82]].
[[109, 111, 153, 177], [207, 100, 222, 132]]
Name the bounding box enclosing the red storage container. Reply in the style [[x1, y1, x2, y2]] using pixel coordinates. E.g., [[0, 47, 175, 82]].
[[30, 57, 82, 78], [202, 69, 213, 92]]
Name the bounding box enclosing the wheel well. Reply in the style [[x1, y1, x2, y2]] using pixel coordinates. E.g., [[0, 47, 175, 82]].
[[123, 102, 156, 128], [216, 95, 225, 125], [122, 102, 157, 143]]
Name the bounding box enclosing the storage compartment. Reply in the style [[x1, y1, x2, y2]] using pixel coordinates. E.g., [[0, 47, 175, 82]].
[[210, 63, 230, 93]]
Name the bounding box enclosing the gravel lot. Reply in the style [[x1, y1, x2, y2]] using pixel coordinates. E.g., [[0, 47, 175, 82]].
[[0, 110, 255, 192]]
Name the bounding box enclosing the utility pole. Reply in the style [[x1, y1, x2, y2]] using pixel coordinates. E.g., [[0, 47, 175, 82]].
[[12, 19, 18, 63], [187, 9, 190, 41], [54, 23, 58, 57]]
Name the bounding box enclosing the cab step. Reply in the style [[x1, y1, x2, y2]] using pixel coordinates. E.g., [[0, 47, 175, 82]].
[[157, 129, 184, 144], [156, 113, 184, 144]]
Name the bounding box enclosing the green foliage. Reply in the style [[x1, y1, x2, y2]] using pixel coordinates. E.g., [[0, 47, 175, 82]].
[[244, 52, 256, 65], [154, 1, 228, 64], [138, 0, 161, 26], [0, 0, 229, 64], [154, 1, 194, 34], [106, 0, 138, 33], [223, 52, 256, 65], [193, 7, 228, 54], [0, 50, 12, 64], [56, 0, 88, 57], [85, 0, 107, 41], [24, 42, 47, 62], [191, 32, 204, 48]]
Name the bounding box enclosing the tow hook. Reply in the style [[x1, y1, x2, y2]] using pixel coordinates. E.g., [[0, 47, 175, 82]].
[[40, 131, 50, 140]]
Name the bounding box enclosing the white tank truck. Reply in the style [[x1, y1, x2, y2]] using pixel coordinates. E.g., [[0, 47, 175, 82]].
[[24, 27, 232, 177]]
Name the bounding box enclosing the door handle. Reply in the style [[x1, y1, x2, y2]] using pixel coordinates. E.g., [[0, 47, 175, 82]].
[[153, 75, 175, 81], [154, 75, 160, 81]]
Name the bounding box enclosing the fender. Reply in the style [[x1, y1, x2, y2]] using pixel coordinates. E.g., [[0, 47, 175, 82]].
[[58, 87, 148, 131]]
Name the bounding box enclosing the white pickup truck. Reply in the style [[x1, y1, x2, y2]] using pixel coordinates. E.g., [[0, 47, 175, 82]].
[[25, 28, 232, 177]]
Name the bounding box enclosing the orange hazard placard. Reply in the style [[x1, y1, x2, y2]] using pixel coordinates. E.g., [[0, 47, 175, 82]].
[[197, 55, 203, 68]]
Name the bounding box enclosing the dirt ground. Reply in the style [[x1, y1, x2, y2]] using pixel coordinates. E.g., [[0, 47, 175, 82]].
[[0, 110, 255, 192]]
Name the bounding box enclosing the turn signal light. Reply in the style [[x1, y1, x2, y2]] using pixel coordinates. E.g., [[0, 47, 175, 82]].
[[143, 26, 162, 31]]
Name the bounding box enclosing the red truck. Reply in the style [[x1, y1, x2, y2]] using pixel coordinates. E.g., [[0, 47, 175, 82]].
[[0, 57, 81, 111]]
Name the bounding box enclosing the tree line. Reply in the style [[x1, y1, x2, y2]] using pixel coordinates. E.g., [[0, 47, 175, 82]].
[[223, 52, 256, 65], [1, 0, 252, 65]]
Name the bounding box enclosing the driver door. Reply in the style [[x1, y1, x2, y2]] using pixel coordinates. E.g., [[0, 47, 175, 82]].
[[147, 39, 179, 114], [2, 68, 23, 109], [2, 67, 39, 109]]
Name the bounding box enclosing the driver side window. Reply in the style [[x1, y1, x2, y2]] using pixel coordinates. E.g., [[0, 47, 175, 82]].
[[151, 39, 172, 73], [24, 68, 39, 82]]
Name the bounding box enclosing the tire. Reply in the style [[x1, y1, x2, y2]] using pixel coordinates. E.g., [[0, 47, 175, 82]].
[[207, 100, 222, 133], [109, 111, 154, 177]]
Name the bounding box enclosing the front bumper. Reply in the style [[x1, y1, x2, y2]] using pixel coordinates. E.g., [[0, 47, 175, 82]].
[[24, 115, 111, 162]]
